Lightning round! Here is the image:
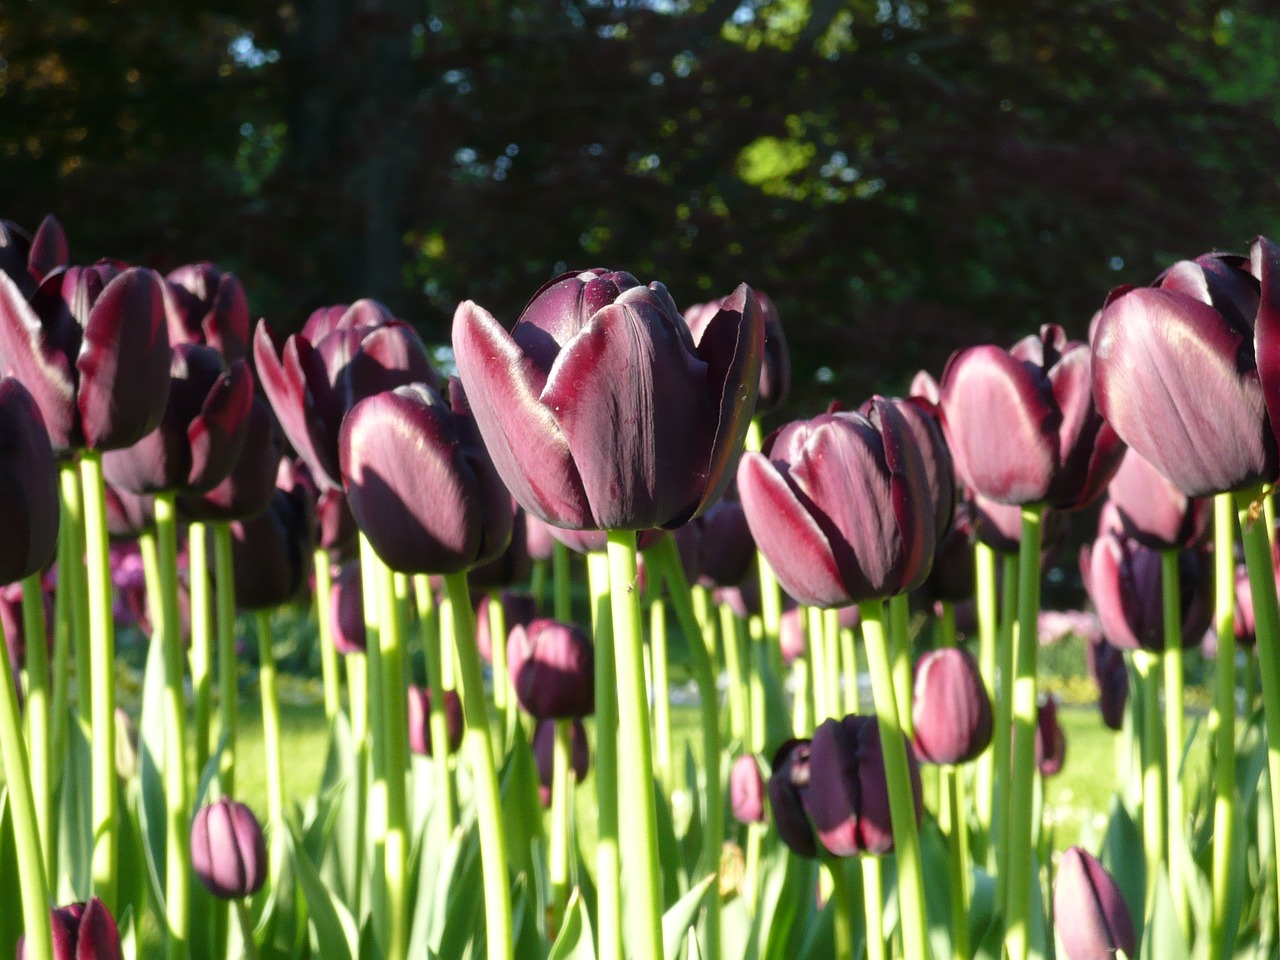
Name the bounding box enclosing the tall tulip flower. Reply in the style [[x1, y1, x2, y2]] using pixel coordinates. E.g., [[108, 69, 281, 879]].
[[164, 262, 250, 361], [17, 897, 123, 960], [0, 215, 67, 295], [685, 288, 790, 415], [1107, 448, 1210, 550]]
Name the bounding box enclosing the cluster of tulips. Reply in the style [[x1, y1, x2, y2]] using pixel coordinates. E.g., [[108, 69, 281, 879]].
[[0, 209, 1279, 960]]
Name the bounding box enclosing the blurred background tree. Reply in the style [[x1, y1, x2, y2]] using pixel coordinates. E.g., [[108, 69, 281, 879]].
[[3, 0, 1278, 417]]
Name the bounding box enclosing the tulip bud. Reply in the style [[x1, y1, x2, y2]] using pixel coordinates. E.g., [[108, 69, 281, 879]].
[[767, 738, 817, 859], [1053, 846, 1138, 960], [0, 378, 60, 584], [475, 591, 536, 663], [524, 512, 556, 561], [685, 288, 790, 414], [17, 897, 123, 960], [533, 717, 590, 807], [730, 754, 767, 824], [227, 478, 316, 611], [912, 648, 993, 765], [0, 214, 67, 295], [191, 799, 267, 900], [329, 562, 365, 654], [407, 685, 464, 756], [164, 261, 250, 360], [178, 393, 283, 523], [1035, 695, 1067, 777], [507, 619, 594, 719], [1086, 637, 1129, 732]]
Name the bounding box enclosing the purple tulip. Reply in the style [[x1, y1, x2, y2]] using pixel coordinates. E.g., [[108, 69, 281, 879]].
[[1035, 695, 1067, 777], [685, 288, 790, 414], [328, 561, 365, 654], [468, 505, 533, 590], [882, 395, 956, 539], [453, 271, 764, 531], [909, 369, 940, 405], [1086, 637, 1129, 732], [164, 262, 250, 361], [533, 717, 590, 807], [16, 897, 122, 960], [767, 738, 818, 859], [805, 714, 923, 857], [547, 526, 666, 555], [475, 590, 536, 663], [508, 618, 595, 719], [1053, 846, 1138, 960], [730, 753, 767, 824], [1107, 447, 1211, 550], [0, 378, 59, 584], [177, 392, 283, 522], [0, 215, 67, 295], [912, 648, 993, 766], [226, 464, 317, 610], [675, 499, 757, 589], [291, 459, 359, 555], [524, 512, 556, 562], [919, 510, 975, 605], [0, 263, 172, 453], [190, 798, 268, 900], [408, 685, 464, 756], [738, 398, 935, 608], [254, 301, 438, 490], [779, 604, 807, 664], [104, 484, 155, 539], [1094, 243, 1279, 498]]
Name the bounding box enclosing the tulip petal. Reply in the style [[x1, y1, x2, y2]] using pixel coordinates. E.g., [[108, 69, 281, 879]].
[[27, 214, 67, 285], [0, 378, 59, 583], [187, 358, 254, 492], [873, 400, 936, 593], [0, 271, 78, 448], [453, 300, 591, 528], [450, 379, 515, 566], [737, 451, 850, 607], [1054, 847, 1137, 960], [1253, 236, 1280, 436]]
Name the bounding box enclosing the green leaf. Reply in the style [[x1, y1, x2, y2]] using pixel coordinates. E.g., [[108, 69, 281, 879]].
[[967, 865, 999, 957], [679, 745, 703, 880], [0, 791, 18, 960], [318, 711, 362, 909], [1140, 867, 1189, 960], [137, 632, 169, 913], [548, 888, 596, 960], [756, 845, 817, 960], [1101, 792, 1146, 946], [654, 775, 688, 906], [288, 821, 358, 960], [56, 711, 94, 902], [921, 820, 957, 960], [434, 818, 485, 958], [663, 872, 717, 960]]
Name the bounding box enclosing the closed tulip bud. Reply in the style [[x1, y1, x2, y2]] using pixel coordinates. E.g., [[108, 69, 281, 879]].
[[738, 398, 935, 608], [178, 393, 282, 522], [912, 648, 993, 765], [1086, 637, 1129, 732], [454, 271, 763, 531], [17, 897, 123, 960], [806, 714, 923, 857], [1107, 448, 1210, 550], [533, 717, 590, 807], [469, 505, 533, 589], [767, 738, 818, 859], [1035, 695, 1067, 777], [508, 618, 594, 719], [329, 561, 365, 654], [407, 685, 464, 756], [0, 378, 60, 584], [685, 288, 790, 414], [730, 754, 767, 824], [164, 262, 250, 360], [191, 799, 268, 900], [227, 479, 316, 611], [0, 215, 68, 294], [340, 382, 513, 575], [1053, 846, 1138, 960], [475, 591, 536, 663], [941, 324, 1125, 509], [681, 499, 756, 589]]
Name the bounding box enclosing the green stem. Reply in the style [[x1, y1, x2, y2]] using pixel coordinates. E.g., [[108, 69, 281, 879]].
[[59, 461, 90, 726], [791, 656, 812, 737], [862, 858, 886, 960], [1209, 494, 1237, 960], [50, 506, 71, 794], [413, 575, 455, 836], [314, 550, 340, 723], [942, 766, 969, 960], [0, 583, 53, 960], [650, 596, 672, 793], [376, 557, 409, 960], [347, 650, 368, 919], [530, 558, 548, 616], [548, 716, 573, 933], [973, 541, 998, 864], [1133, 650, 1165, 916], [553, 540, 572, 623], [827, 858, 855, 960], [488, 590, 509, 747], [213, 522, 237, 796], [859, 598, 929, 960], [823, 609, 841, 723], [254, 611, 285, 830], [234, 899, 260, 960], [80, 450, 117, 911], [189, 522, 213, 785], [744, 820, 764, 912], [808, 608, 829, 723], [889, 593, 915, 738], [839, 620, 859, 716], [938, 601, 957, 649], [1161, 548, 1190, 938], [1002, 504, 1044, 960], [443, 571, 513, 960], [1236, 488, 1280, 936], [992, 551, 1019, 899], [22, 573, 52, 876], [357, 537, 388, 943], [586, 551, 621, 960], [719, 601, 748, 745], [748, 617, 766, 754]]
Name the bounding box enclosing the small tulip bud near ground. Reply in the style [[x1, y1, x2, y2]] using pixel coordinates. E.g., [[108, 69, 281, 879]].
[[507, 618, 595, 720], [730, 753, 767, 824], [1035, 695, 1067, 777], [912, 648, 993, 766], [1053, 846, 1137, 960], [191, 798, 268, 900], [18, 897, 123, 960]]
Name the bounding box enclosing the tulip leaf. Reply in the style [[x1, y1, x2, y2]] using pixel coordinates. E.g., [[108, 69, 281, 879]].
[[138, 629, 169, 913], [192, 728, 231, 811], [512, 873, 548, 960], [1140, 867, 1189, 960], [679, 745, 703, 880], [0, 790, 17, 960], [117, 906, 137, 960], [433, 817, 485, 958], [287, 822, 358, 960], [318, 711, 361, 908], [116, 777, 150, 947], [1101, 792, 1146, 946], [662, 872, 717, 960], [720, 894, 751, 960], [795, 884, 835, 960], [653, 774, 687, 907], [921, 821, 959, 960], [56, 710, 94, 902], [548, 888, 597, 960], [967, 865, 999, 956], [754, 844, 817, 960], [500, 726, 546, 896]]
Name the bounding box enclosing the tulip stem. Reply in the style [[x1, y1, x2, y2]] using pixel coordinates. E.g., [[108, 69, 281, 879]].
[[1209, 493, 1237, 960], [234, 899, 260, 960], [375, 557, 409, 960], [357, 537, 390, 949], [0, 584, 53, 960], [549, 716, 573, 932], [213, 522, 238, 796], [22, 572, 52, 877], [824, 609, 842, 724], [941, 766, 970, 960], [1236, 488, 1280, 938], [650, 595, 673, 793], [862, 859, 886, 960], [413, 575, 456, 837], [826, 857, 855, 960], [889, 594, 914, 738], [314, 550, 341, 723], [585, 551, 622, 960], [720, 601, 748, 746], [59, 460, 91, 726], [972, 541, 998, 865], [992, 551, 1018, 901], [190, 522, 214, 784], [530, 558, 548, 616], [443, 571, 514, 960], [1002, 504, 1044, 960], [839, 619, 859, 716], [1161, 548, 1190, 938], [487, 590, 509, 751], [49, 499, 72, 792], [253, 610, 285, 831], [859, 597, 929, 960], [1132, 649, 1165, 916], [81, 449, 118, 912]]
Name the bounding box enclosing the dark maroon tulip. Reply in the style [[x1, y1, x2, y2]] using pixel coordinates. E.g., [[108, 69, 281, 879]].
[[0, 264, 172, 452], [290, 459, 359, 555], [1082, 531, 1212, 653], [17, 897, 122, 960], [191, 798, 268, 900], [685, 288, 789, 415], [0, 215, 67, 294], [475, 591, 536, 663], [454, 271, 764, 531], [103, 343, 253, 495], [1094, 247, 1278, 498], [0, 378, 59, 584], [919, 512, 974, 605], [227, 470, 316, 610], [1035, 695, 1067, 777], [408, 685, 464, 757], [878, 395, 956, 539], [508, 618, 594, 719], [524, 512, 556, 562], [779, 604, 807, 664], [340, 381, 513, 575], [254, 302, 438, 490], [533, 717, 590, 807], [1107, 448, 1210, 550], [469, 505, 532, 590], [806, 714, 923, 857], [680, 499, 756, 589], [968, 488, 1066, 556], [730, 754, 767, 824], [1236, 562, 1260, 646], [1086, 637, 1129, 732], [909, 370, 940, 405], [941, 324, 1125, 509], [738, 398, 935, 608], [767, 738, 818, 859], [164, 262, 250, 361], [1054, 846, 1138, 960], [178, 393, 283, 523], [912, 648, 993, 766], [329, 562, 365, 654]]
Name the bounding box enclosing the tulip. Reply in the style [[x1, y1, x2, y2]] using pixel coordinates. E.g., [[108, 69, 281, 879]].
[[177, 393, 282, 523], [329, 561, 366, 654], [737, 398, 935, 608], [909, 369, 940, 405], [1053, 846, 1138, 960], [1107, 448, 1210, 550], [730, 753, 767, 824], [941, 324, 1124, 510], [255, 300, 438, 490], [0, 580, 53, 671], [0, 215, 67, 294], [0, 378, 60, 584], [291, 458, 359, 556], [912, 648, 993, 765], [1086, 637, 1129, 732], [453, 271, 763, 531], [190, 798, 268, 900], [226, 471, 316, 610], [884, 395, 956, 538], [919, 514, 975, 605], [104, 484, 156, 538], [164, 262, 250, 360], [0, 263, 171, 452], [767, 738, 817, 859], [524, 512, 556, 562], [339, 382, 512, 575], [533, 717, 590, 807], [407, 685, 464, 756], [1035, 695, 1066, 777], [17, 897, 123, 960], [469, 506, 533, 590], [685, 288, 790, 415], [680, 499, 756, 588], [507, 619, 594, 720]]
